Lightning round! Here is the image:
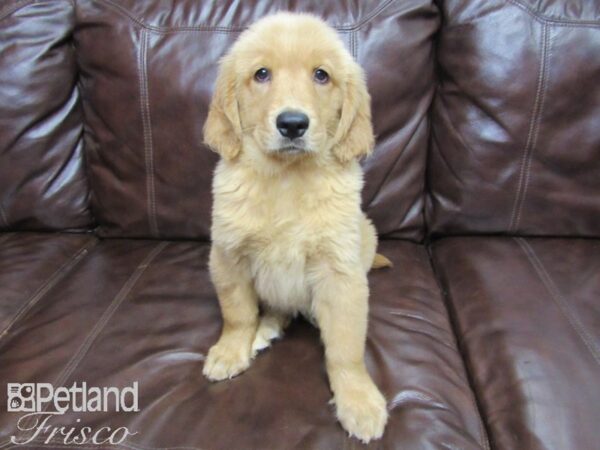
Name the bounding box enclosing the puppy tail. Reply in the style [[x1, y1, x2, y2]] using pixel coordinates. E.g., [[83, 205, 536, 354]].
[[372, 253, 393, 269]]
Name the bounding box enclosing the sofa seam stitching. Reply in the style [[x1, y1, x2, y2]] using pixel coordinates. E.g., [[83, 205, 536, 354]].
[[52, 242, 167, 387], [0, 237, 97, 342], [96, 0, 396, 33], [444, 1, 600, 31], [13, 241, 168, 435], [509, 22, 549, 231], [345, 0, 397, 31], [514, 26, 553, 230], [137, 28, 159, 238], [516, 238, 600, 366], [507, 0, 600, 27]]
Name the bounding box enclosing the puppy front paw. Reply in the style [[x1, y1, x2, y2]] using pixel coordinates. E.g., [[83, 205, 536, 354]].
[[203, 341, 252, 381], [334, 382, 388, 443]]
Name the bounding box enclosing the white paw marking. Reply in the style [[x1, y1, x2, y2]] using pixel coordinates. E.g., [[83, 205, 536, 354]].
[[251, 316, 284, 357]]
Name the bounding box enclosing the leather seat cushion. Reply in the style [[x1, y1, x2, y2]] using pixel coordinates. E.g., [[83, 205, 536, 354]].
[[432, 236, 600, 450], [0, 237, 487, 449]]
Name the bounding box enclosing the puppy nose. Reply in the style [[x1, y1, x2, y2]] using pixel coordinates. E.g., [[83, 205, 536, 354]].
[[276, 111, 309, 139]]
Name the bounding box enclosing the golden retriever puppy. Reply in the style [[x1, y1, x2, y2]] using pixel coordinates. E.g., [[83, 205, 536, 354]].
[[202, 12, 391, 443]]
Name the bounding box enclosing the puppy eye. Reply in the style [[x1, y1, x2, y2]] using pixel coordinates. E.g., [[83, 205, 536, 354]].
[[313, 68, 329, 84], [254, 67, 271, 83]]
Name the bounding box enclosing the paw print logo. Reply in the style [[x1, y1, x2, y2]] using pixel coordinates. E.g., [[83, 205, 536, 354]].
[[7, 384, 35, 412]]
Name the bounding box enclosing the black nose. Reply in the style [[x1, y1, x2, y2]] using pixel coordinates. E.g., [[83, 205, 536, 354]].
[[276, 111, 309, 139]]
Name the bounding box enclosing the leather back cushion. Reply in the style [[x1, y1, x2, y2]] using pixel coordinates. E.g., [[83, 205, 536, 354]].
[[427, 0, 600, 237], [75, 0, 439, 241], [0, 0, 92, 231]]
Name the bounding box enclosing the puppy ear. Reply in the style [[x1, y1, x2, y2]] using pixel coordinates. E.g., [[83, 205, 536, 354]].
[[331, 63, 375, 164], [203, 55, 242, 160]]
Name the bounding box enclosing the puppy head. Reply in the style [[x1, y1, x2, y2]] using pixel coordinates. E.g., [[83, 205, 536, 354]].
[[203, 12, 374, 165]]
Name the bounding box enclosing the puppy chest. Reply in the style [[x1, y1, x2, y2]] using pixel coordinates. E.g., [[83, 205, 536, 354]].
[[248, 240, 312, 312]]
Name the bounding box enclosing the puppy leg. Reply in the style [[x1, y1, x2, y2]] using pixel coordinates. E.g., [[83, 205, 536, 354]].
[[251, 308, 290, 357], [360, 215, 392, 270], [203, 245, 258, 381], [360, 216, 378, 272], [312, 267, 388, 443]]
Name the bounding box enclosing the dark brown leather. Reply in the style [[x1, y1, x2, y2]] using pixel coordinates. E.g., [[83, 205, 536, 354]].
[[0, 239, 487, 449], [0, 0, 93, 231], [0, 232, 96, 339], [2, 0, 599, 448], [432, 237, 600, 450], [74, 0, 438, 241], [427, 0, 600, 237]]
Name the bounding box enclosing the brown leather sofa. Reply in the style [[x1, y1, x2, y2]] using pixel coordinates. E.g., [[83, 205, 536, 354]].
[[1, 1, 598, 449]]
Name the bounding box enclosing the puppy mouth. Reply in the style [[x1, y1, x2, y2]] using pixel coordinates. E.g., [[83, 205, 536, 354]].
[[274, 139, 309, 154], [278, 145, 306, 153]]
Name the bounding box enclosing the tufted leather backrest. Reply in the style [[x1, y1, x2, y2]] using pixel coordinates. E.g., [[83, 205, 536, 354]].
[[5, 0, 597, 240], [0, 0, 93, 231], [427, 0, 600, 237], [74, 0, 439, 241]]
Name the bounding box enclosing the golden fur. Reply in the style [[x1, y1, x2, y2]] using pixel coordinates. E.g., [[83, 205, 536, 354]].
[[202, 12, 390, 443]]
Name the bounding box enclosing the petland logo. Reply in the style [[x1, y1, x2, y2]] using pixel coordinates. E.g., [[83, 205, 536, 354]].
[[7, 382, 139, 446]]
